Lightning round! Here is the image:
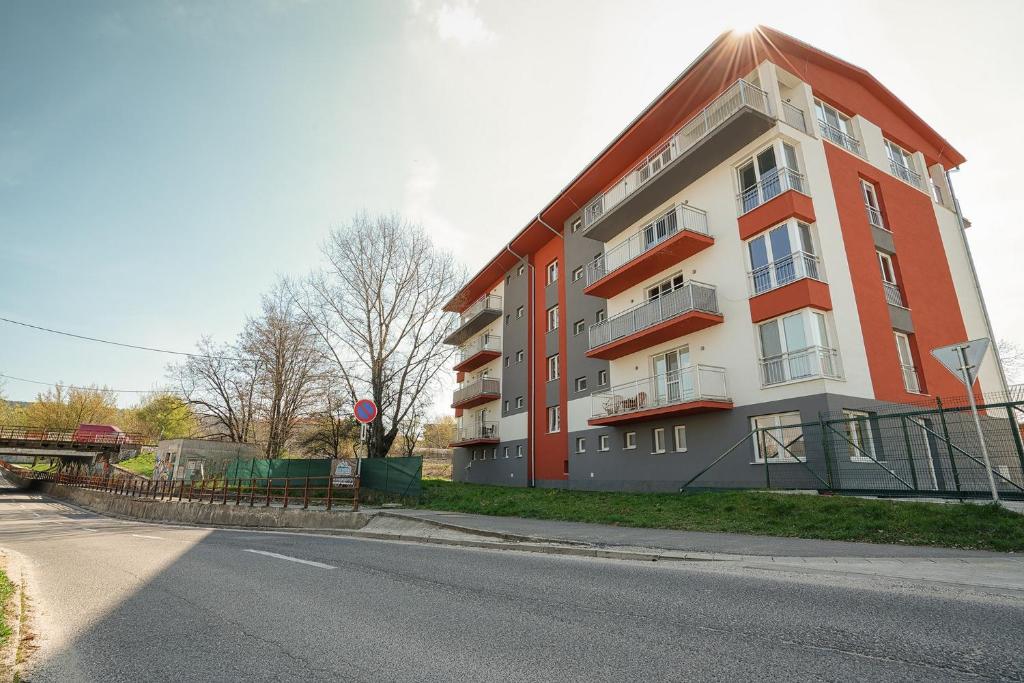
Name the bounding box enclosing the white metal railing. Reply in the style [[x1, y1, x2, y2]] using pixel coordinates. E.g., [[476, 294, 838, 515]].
[[760, 346, 843, 386], [454, 421, 499, 443], [866, 204, 885, 230], [901, 364, 922, 393], [889, 159, 923, 189], [818, 121, 863, 157], [583, 79, 771, 228], [883, 281, 905, 308], [588, 281, 719, 350], [452, 377, 501, 406], [781, 101, 807, 133], [590, 365, 730, 419], [459, 334, 501, 362], [459, 294, 502, 326], [585, 203, 709, 286], [748, 251, 824, 296], [737, 167, 807, 215]]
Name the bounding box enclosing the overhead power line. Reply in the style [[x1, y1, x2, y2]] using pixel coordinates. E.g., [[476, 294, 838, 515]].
[[0, 316, 240, 361], [0, 373, 174, 395]]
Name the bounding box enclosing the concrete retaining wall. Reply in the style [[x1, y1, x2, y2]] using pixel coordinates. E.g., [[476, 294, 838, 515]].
[[35, 482, 369, 531]]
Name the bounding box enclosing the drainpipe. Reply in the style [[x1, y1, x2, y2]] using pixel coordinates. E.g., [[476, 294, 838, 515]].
[[945, 168, 1010, 393], [506, 245, 535, 487]]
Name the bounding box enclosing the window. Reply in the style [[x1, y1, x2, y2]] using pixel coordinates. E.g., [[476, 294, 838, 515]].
[[547, 354, 560, 381], [472, 450, 479, 461], [575, 437, 586, 453], [842, 410, 877, 462], [504, 355, 510, 367], [573, 319, 585, 336], [572, 266, 584, 282], [877, 251, 904, 307], [597, 369, 608, 386], [673, 425, 687, 453], [814, 100, 859, 154], [647, 273, 685, 302], [651, 346, 691, 403], [930, 178, 944, 205], [599, 434, 610, 451], [503, 446, 509, 459], [623, 431, 637, 450], [547, 406, 560, 433], [751, 412, 805, 462], [505, 274, 511, 285], [516, 396, 524, 409], [547, 305, 559, 331], [757, 310, 837, 385], [546, 260, 558, 284], [747, 220, 819, 295], [575, 376, 588, 393], [517, 264, 525, 277], [516, 444, 524, 458], [596, 309, 606, 324], [516, 350, 524, 363], [491, 449, 497, 460], [738, 141, 802, 213], [504, 400, 509, 412], [895, 332, 921, 393], [652, 428, 666, 454], [505, 314, 511, 326], [571, 218, 582, 233], [884, 139, 920, 186], [861, 180, 885, 230], [516, 306, 524, 319]]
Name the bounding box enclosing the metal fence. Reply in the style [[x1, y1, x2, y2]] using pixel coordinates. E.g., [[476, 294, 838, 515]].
[[682, 389, 1024, 500]]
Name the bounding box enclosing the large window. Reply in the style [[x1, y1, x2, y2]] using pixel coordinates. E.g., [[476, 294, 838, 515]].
[[547, 406, 560, 433], [758, 310, 839, 385], [751, 411, 805, 462], [884, 139, 921, 187], [738, 141, 802, 213], [814, 100, 860, 155], [647, 273, 685, 301], [842, 410, 878, 462], [861, 180, 885, 230], [651, 345, 692, 404], [747, 221, 819, 295], [895, 332, 922, 393]]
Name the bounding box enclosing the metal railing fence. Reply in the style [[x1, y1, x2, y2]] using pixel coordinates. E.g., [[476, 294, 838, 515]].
[[590, 365, 729, 419], [737, 167, 807, 214], [458, 294, 502, 326], [866, 204, 885, 229], [459, 334, 501, 361], [452, 377, 501, 405], [0, 426, 146, 446], [781, 101, 807, 133], [760, 346, 843, 386], [588, 281, 719, 350], [748, 251, 824, 296], [818, 120, 863, 156], [883, 281, 905, 307], [454, 421, 499, 443], [889, 159, 924, 189]]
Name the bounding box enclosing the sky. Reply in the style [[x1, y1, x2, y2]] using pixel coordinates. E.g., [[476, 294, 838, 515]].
[[1, 0, 1023, 413]]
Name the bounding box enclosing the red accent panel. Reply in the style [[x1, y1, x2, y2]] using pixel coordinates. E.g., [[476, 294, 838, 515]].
[[452, 350, 501, 373], [749, 279, 832, 323], [531, 237, 568, 482], [823, 145, 974, 401], [451, 393, 500, 410], [583, 232, 714, 299], [588, 400, 733, 426], [737, 191, 816, 241], [585, 312, 724, 361]]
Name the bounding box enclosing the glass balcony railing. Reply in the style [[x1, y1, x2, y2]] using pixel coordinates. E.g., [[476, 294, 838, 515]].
[[590, 365, 729, 420], [760, 346, 843, 386], [588, 281, 719, 350]]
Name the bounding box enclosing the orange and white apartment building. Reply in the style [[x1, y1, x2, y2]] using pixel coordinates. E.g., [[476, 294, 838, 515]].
[[441, 27, 1006, 491]]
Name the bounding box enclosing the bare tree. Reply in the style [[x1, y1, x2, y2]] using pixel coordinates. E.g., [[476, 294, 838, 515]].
[[421, 414, 457, 450], [171, 338, 260, 443], [299, 386, 360, 459], [394, 403, 426, 457], [294, 213, 463, 457], [241, 284, 324, 458], [999, 339, 1024, 386]]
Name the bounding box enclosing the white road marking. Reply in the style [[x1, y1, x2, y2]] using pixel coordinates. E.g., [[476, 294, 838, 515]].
[[243, 549, 336, 569], [131, 534, 164, 540], [82, 528, 98, 533]]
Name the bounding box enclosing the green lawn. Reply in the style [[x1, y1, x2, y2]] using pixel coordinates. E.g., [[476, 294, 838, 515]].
[[418, 479, 1024, 552], [116, 452, 155, 477], [0, 570, 14, 646]]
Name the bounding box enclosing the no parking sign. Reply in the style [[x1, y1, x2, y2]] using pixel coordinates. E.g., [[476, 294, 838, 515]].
[[354, 398, 378, 424]]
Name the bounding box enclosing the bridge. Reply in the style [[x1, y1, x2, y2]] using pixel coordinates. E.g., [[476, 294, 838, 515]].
[[0, 426, 152, 461]]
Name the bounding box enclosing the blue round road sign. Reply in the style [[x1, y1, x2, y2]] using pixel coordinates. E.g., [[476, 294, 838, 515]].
[[354, 398, 378, 424]]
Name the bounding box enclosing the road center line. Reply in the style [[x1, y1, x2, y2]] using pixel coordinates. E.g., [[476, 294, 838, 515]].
[[131, 534, 164, 540], [243, 549, 336, 569]]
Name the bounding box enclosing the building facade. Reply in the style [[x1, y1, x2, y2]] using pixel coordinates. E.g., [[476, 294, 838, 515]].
[[442, 27, 1007, 491]]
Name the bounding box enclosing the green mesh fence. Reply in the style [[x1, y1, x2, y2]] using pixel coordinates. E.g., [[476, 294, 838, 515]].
[[359, 457, 422, 497], [224, 458, 331, 488], [222, 456, 422, 497]]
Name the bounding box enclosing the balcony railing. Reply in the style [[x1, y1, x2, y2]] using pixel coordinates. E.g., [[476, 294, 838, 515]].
[[737, 167, 807, 215], [781, 101, 807, 133], [749, 251, 824, 296], [588, 281, 719, 350], [583, 79, 771, 229], [818, 121, 863, 157], [453, 421, 499, 443], [889, 159, 924, 189], [452, 377, 501, 406], [590, 365, 729, 420], [883, 281, 905, 308], [760, 346, 843, 386], [901, 364, 922, 394], [585, 203, 709, 286], [866, 204, 885, 230], [460, 334, 501, 362], [459, 294, 502, 326]]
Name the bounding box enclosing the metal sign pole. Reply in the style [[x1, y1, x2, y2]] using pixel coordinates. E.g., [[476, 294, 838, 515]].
[[957, 345, 999, 503]]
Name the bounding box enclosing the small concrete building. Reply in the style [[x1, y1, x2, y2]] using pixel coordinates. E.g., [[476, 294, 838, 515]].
[[154, 439, 262, 481]]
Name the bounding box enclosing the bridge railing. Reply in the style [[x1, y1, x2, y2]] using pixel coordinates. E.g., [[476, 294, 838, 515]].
[[0, 426, 149, 446]]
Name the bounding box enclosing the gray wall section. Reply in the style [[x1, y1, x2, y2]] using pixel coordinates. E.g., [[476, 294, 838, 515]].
[[871, 225, 895, 252], [563, 210, 611, 405], [452, 439, 529, 487], [500, 263, 529, 418], [888, 304, 914, 333]]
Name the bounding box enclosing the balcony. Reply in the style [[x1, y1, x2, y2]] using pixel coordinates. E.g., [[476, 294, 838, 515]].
[[818, 121, 863, 157], [584, 203, 713, 299], [866, 204, 886, 230], [883, 281, 905, 308], [760, 346, 843, 386], [451, 377, 501, 409], [450, 421, 499, 447], [889, 160, 924, 190], [586, 281, 722, 360], [749, 251, 825, 296], [589, 365, 732, 426], [453, 334, 502, 373], [443, 294, 502, 346], [582, 79, 775, 242], [781, 101, 807, 134], [737, 167, 808, 215]]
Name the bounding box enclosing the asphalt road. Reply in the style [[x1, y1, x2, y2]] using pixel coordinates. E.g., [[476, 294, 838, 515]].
[[1, 492, 1022, 682]]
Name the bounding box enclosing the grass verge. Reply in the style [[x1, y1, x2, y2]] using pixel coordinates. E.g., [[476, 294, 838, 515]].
[[0, 571, 14, 647], [418, 479, 1024, 552], [116, 452, 155, 477]]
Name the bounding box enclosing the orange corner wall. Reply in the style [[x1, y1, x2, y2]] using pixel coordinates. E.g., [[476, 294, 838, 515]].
[[738, 190, 816, 240], [749, 279, 832, 323], [531, 236, 568, 483]]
